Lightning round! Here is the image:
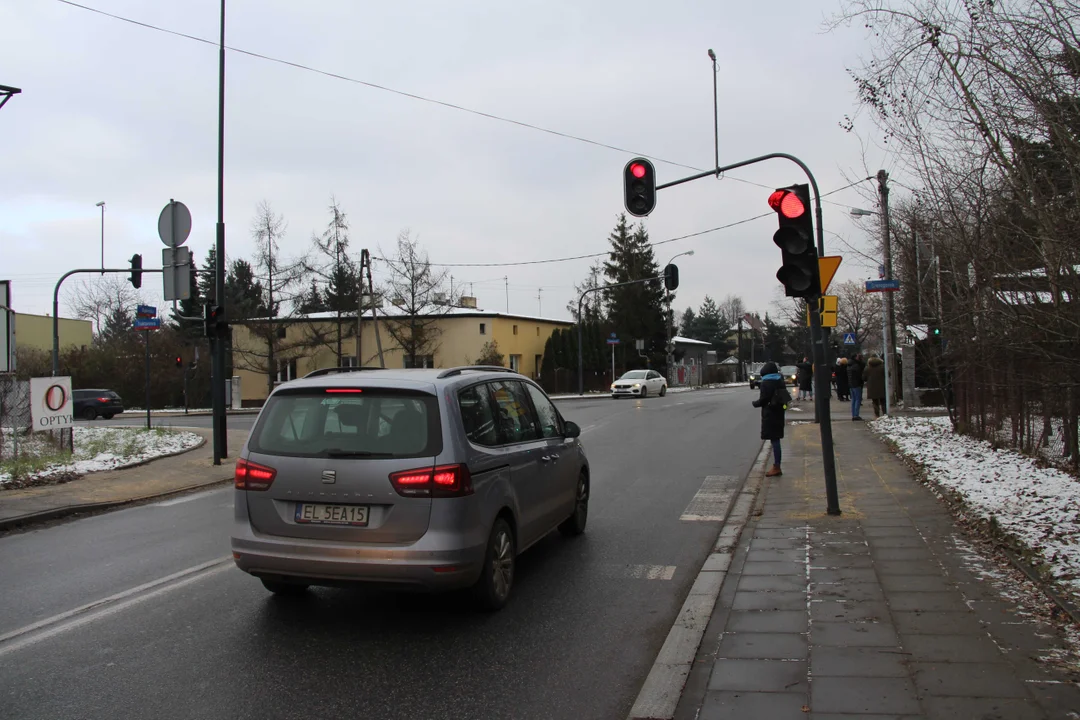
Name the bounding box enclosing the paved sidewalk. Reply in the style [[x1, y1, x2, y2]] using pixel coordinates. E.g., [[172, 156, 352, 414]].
[[0, 428, 247, 529], [674, 411, 1080, 719]]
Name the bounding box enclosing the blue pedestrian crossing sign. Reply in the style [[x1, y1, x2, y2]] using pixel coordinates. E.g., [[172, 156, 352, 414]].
[[842, 332, 857, 345]]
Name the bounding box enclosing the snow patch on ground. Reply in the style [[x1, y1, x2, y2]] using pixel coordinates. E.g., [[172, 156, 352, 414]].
[[871, 415, 1080, 600], [0, 427, 203, 488]]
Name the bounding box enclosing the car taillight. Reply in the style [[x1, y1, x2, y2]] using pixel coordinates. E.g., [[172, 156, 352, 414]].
[[389, 464, 473, 498], [235, 458, 277, 491], [97, 397, 110, 403]]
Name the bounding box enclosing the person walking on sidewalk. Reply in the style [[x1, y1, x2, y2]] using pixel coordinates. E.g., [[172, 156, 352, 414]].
[[865, 353, 886, 417], [848, 354, 866, 420], [796, 357, 813, 401], [834, 357, 850, 401], [752, 361, 789, 477]]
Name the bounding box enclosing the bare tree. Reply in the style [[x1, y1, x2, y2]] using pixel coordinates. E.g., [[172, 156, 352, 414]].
[[718, 294, 746, 331], [834, 280, 883, 351], [567, 261, 606, 321], [230, 201, 308, 396], [301, 196, 361, 364], [380, 230, 455, 368], [64, 275, 142, 337]]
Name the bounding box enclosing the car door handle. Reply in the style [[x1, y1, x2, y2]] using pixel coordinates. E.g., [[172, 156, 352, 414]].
[[539, 455, 551, 463]]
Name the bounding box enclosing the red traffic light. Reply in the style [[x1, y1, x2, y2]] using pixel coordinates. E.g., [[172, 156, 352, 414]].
[[768, 190, 806, 219], [630, 162, 647, 179]]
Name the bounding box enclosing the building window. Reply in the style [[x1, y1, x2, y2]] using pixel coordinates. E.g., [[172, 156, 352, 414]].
[[534, 354, 542, 376], [513, 325, 518, 335], [403, 354, 435, 369], [536, 326, 540, 336], [276, 326, 287, 339], [340, 356, 358, 368], [509, 354, 521, 372], [480, 323, 486, 335], [276, 358, 298, 383]]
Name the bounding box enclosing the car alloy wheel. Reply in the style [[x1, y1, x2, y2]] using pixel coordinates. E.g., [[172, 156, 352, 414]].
[[492, 526, 513, 600], [559, 473, 589, 536]]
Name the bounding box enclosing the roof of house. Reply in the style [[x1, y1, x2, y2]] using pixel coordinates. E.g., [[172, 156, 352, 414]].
[[244, 304, 575, 326]]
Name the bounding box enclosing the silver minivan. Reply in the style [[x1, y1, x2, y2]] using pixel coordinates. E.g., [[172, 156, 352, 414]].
[[231, 365, 590, 610]]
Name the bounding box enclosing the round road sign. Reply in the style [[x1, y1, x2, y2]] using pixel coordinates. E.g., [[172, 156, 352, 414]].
[[158, 200, 192, 248]]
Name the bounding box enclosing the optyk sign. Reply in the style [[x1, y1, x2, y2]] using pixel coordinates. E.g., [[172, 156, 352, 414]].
[[30, 376, 74, 431]]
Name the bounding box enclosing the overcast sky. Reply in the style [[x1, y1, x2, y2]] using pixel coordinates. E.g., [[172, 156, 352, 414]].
[[2, 0, 896, 325]]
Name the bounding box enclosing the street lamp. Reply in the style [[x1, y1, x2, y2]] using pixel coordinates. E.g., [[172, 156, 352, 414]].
[[665, 250, 694, 380], [850, 208, 875, 217], [95, 201, 105, 274]]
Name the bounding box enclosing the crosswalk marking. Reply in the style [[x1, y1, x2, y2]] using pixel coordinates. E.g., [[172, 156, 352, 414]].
[[681, 475, 737, 521]]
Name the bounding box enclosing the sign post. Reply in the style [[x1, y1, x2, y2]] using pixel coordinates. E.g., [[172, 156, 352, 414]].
[[606, 333, 620, 384], [135, 305, 160, 429]]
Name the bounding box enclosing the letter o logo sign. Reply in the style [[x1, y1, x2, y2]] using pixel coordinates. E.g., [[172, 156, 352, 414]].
[[44, 384, 68, 412]]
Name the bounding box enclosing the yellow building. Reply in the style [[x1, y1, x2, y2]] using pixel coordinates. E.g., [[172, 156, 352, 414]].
[[231, 302, 574, 405], [15, 312, 93, 351]]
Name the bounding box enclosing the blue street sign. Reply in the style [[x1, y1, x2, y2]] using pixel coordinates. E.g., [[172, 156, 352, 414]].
[[865, 279, 900, 292], [606, 338, 620, 345], [842, 332, 857, 345], [136, 304, 157, 318], [133, 317, 161, 330]]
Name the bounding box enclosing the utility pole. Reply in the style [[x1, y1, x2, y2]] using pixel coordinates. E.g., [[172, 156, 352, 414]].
[[210, 0, 229, 465], [737, 316, 744, 382], [504, 277, 509, 313], [877, 169, 897, 413]]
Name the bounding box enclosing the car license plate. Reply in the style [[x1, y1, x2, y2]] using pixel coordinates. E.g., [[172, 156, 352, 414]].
[[295, 503, 369, 526]]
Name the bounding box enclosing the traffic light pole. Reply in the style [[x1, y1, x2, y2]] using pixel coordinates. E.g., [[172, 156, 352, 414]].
[[211, 0, 228, 466], [576, 275, 663, 395], [51, 268, 163, 376], [656, 151, 841, 515]]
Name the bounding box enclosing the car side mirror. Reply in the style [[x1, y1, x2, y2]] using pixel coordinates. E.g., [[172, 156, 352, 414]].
[[563, 421, 581, 439]]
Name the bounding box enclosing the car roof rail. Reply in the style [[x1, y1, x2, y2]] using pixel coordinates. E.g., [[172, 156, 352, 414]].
[[302, 366, 382, 379], [436, 365, 519, 379]]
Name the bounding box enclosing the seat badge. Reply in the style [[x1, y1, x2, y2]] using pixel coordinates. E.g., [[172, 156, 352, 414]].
[[321, 470, 337, 484]]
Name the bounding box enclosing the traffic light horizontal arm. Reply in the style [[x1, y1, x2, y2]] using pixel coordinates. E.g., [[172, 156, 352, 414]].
[[656, 151, 824, 254]]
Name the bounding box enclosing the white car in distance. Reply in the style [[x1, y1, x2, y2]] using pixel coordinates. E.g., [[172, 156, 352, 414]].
[[611, 370, 667, 398]]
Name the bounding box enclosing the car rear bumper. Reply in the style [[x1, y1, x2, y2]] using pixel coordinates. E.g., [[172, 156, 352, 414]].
[[231, 522, 487, 590]]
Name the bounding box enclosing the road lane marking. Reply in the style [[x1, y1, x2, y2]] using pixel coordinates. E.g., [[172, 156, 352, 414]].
[[153, 488, 226, 507], [606, 564, 677, 580], [0, 557, 231, 658], [680, 475, 738, 522]]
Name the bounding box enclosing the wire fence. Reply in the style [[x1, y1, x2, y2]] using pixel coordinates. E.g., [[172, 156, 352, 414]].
[[0, 375, 32, 462]]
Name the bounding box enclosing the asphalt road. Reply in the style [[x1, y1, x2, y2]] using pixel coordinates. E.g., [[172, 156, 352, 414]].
[[1, 387, 764, 720]]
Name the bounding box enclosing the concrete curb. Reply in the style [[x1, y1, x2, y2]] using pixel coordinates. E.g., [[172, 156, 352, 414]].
[[626, 441, 771, 720], [0, 476, 232, 531], [0, 433, 219, 532]]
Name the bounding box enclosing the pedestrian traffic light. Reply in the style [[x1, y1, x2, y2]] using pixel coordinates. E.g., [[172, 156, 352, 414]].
[[768, 184, 819, 298], [624, 158, 656, 217], [663, 263, 679, 291], [204, 303, 226, 339], [175, 355, 183, 368], [931, 326, 941, 336], [129, 253, 143, 289]]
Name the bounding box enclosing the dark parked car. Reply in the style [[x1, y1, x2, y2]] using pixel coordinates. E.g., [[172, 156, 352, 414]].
[[73, 389, 124, 420]]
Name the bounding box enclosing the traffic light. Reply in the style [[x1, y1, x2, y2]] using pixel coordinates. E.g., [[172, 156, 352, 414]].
[[663, 263, 679, 291], [204, 303, 226, 339], [175, 355, 183, 368], [129, 253, 143, 289], [931, 326, 941, 337], [624, 158, 656, 217], [768, 184, 819, 298]]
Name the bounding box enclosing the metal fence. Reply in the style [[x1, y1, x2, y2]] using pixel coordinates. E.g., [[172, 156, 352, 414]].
[[0, 375, 31, 462], [924, 344, 1080, 473]]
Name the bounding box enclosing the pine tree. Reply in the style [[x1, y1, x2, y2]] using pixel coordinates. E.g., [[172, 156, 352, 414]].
[[679, 308, 697, 339], [696, 296, 726, 349], [603, 216, 666, 369]]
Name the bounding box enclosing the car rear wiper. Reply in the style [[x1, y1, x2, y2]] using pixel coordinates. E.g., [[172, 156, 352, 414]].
[[323, 449, 395, 458]]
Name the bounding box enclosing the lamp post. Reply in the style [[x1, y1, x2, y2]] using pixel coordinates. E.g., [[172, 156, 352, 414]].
[[665, 250, 694, 381], [95, 201, 105, 274]]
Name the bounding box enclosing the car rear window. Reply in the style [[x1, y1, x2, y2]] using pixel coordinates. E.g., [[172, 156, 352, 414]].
[[249, 390, 441, 458]]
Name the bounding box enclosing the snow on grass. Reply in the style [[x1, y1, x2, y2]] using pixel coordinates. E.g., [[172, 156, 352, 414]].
[[0, 427, 203, 489], [871, 415, 1080, 600]]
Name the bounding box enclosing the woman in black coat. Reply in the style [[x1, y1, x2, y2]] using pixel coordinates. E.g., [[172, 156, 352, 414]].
[[834, 358, 850, 401], [751, 361, 787, 477]]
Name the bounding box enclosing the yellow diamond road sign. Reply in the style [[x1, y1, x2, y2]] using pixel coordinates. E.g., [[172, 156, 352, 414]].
[[819, 256, 842, 294]]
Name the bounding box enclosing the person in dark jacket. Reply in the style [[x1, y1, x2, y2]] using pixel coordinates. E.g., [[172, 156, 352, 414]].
[[796, 357, 813, 401], [834, 357, 850, 401], [847, 354, 865, 420], [752, 362, 787, 477], [864, 354, 886, 417]]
